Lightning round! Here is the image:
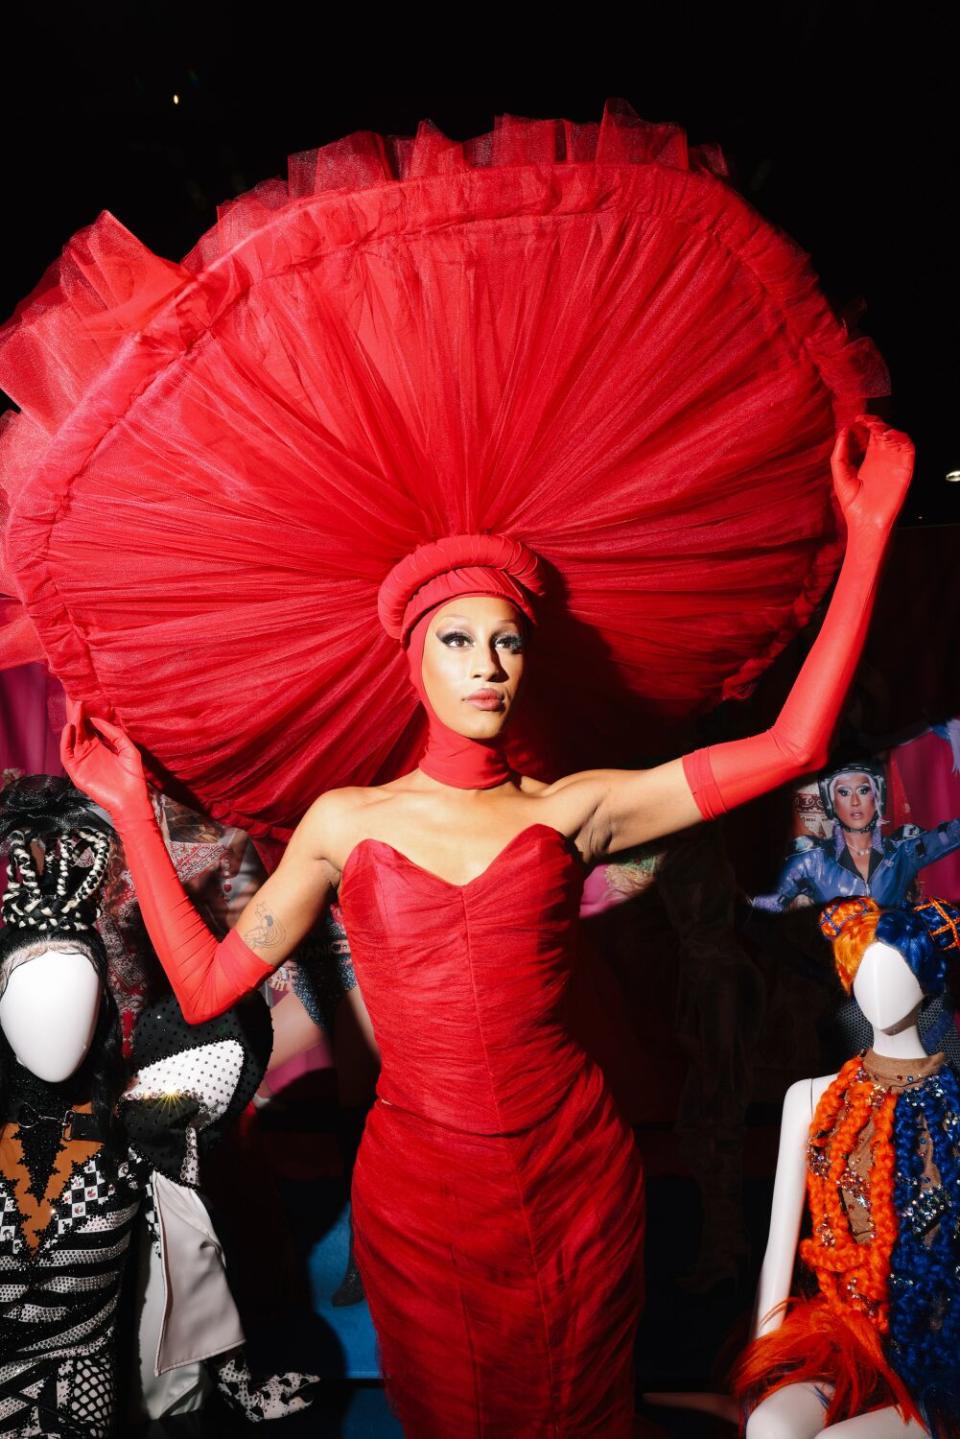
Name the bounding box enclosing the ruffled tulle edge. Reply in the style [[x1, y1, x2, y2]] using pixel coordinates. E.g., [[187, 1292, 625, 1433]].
[[4, 100, 732, 439], [0, 98, 888, 441], [195, 95, 732, 272], [0, 471, 44, 667], [731, 1296, 922, 1431]]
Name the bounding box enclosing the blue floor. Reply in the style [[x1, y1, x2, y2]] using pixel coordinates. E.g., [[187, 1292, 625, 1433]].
[[307, 1202, 382, 1381], [305, 1201, 402, 1435], [333, 1386, 404, 1437]]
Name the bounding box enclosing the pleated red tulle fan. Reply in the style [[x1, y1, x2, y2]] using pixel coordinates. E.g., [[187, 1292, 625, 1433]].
[[0, 101, 888, 838]]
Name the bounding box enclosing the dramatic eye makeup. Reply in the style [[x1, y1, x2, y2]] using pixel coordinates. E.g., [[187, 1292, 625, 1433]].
[[493, 631, 524, 653], [436, 627, 524, 652]]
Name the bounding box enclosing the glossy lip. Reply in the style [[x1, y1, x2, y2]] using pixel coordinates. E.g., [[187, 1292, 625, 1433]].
[[465, 688, 504, 709]]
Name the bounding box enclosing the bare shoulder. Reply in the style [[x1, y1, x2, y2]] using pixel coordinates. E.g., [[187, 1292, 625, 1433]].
[[532, 767, 618, 797], [294, 785, 394, 861], [302, 785, 386, 824]]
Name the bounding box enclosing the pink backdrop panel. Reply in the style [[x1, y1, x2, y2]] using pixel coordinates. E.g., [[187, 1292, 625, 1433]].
[[889, 726, 960, 900], [0, 663, 64, 777]]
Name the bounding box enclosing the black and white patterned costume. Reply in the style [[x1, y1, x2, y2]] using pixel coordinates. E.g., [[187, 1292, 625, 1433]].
[[0, 1144, 142, 1436], [0, 776, 316, 1435], [0, 998, 265, 1437]]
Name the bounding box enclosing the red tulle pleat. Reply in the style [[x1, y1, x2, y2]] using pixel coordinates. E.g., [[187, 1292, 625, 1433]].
[[0, 458, 43, 666], [0, 101, 888, 838]]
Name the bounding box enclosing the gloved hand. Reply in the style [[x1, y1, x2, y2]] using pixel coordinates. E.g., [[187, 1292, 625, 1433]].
[[61, 700, 273, 1022], [60, 699, 154, 826], [830, 415, 915, 538]]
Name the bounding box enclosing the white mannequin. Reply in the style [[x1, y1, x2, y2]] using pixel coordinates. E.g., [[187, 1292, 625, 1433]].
[[0, 946, 101, 1082], [0, 792, 316, 1428], [747, 940, 932, 1438], [0, 942, 240, 1419]]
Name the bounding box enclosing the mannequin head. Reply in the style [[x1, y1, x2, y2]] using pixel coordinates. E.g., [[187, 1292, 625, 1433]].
[[851, 940, 924, 1033], [0, 938, 103, 1082], [0, 926, 123, 1109], [0, 775, 123, 1117], [821, 895, 960, 1000]]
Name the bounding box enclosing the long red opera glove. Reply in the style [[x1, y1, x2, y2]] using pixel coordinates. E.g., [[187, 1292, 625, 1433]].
[[60, 705, 273, 1023], [682, 417, 914, 820]]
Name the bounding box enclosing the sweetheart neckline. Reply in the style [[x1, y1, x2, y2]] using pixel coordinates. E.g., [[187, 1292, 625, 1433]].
[[339, 822, 582, 894]]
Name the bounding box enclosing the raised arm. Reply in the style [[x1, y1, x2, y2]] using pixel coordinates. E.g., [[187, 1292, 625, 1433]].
[[905, 816, 960, 876], [60, 703, 334, 1023], [566, 418, 914, 856]]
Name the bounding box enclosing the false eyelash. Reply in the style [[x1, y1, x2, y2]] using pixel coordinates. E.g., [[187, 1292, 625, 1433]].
[[438, 630, 524, 652]]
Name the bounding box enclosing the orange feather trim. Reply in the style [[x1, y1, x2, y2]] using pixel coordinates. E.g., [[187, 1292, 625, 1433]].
[[732, 1295, 923, 1429]]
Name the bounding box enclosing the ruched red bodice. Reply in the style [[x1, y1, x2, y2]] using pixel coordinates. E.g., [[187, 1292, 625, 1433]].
[[338, 823, 645, 1437], [339, 824, 587, 1133]]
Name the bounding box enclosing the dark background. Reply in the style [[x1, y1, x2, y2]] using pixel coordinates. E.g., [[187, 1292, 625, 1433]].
[[0, 2, 956, 522]]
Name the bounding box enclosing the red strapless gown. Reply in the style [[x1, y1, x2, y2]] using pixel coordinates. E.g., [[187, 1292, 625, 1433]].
[[337, 823, 645, 1437]]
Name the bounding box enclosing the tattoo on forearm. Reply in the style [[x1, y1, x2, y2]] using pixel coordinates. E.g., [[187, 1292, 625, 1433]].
[[243, 902, 287, 951]]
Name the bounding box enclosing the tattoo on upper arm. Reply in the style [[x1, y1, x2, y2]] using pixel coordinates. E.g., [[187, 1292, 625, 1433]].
[[243, 901, 287, 951]]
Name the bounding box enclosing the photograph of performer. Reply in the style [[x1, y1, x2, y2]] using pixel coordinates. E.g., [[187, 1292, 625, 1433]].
[[753, 760, 960, 911]]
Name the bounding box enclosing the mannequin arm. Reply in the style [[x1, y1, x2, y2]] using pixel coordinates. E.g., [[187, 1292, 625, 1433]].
[[60, 704, 333, 1023], [752, 1077, 825, 1338]]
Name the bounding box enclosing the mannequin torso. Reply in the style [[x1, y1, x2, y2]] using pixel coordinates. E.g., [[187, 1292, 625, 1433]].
[[747, 940, 942, 1438]]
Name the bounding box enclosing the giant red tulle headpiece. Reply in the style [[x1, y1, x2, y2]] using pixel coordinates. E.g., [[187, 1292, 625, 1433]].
[[0, 102, 888, 840]]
